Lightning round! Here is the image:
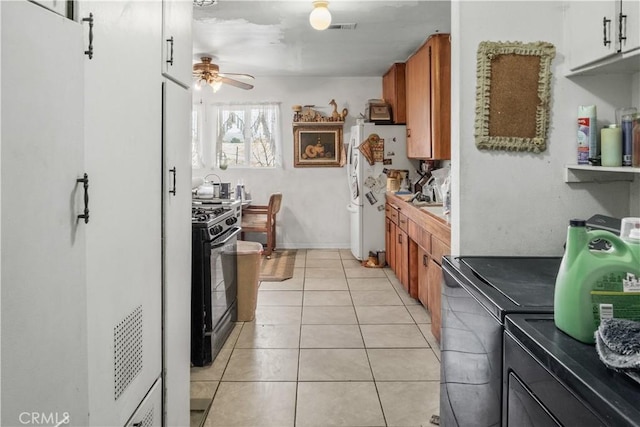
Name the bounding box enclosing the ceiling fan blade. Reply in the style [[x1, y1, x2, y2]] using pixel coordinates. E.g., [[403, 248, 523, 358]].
[[218, 72, 255, 80], [220, 76, 254, 90]]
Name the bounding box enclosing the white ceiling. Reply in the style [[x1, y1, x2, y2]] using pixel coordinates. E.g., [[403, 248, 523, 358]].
[[192, 0, 451, 78]]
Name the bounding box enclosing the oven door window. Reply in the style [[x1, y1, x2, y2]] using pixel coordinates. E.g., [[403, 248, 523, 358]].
[[209, 229, 239, 330]]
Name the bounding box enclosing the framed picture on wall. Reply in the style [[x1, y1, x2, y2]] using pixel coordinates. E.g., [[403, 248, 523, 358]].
[[293, 124, 343, 167]]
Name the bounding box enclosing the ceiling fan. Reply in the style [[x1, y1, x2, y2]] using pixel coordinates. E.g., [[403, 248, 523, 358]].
[[192, 56, 254, 92]]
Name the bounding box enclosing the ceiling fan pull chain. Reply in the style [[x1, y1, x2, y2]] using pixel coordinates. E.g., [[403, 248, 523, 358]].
[[82, 13, 94, 59], [166, 37, 174, 66]]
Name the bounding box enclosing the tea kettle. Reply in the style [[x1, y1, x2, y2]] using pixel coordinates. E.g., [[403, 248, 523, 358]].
[[193, 174, 221, 199]]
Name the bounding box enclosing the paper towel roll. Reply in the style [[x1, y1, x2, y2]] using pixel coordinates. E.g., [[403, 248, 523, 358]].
[[195, 185, 214, 198]]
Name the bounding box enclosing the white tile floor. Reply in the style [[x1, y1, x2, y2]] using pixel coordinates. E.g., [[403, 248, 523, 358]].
[[190, 249, 441, 427]]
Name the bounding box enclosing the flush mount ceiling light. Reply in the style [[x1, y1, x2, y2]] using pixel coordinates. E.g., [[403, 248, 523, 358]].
[[309, 1, 332, 31]]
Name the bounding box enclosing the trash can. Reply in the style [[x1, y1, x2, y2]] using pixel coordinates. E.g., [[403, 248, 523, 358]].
[[235, 240, 263, 321]]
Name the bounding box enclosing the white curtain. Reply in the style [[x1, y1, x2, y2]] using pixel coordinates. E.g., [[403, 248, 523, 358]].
[[193, 102, 282, 169]]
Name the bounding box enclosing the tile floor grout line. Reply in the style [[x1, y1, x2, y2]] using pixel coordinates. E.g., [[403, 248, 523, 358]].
[[293, 264, 305, 427], [351, 264, 390, 427]]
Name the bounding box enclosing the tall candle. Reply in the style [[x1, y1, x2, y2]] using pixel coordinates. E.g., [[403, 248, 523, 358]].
[[601, 125, 622, 167]]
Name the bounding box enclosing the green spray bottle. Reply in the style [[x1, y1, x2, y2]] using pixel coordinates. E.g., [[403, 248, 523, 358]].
[[554, 219, 640, 344]]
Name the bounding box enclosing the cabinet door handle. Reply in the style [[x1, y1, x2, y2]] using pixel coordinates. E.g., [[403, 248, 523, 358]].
[[82, 13, 94, 59], [603, 16, 612, 46], [169, 167, 177, 196], [398, 234, 402, 244], [166, 36, 175, 66], [407, 128, 411, 138], [618, 12, 627, 46], [423, 254, 428, 266], [76, 173, 90, 224]]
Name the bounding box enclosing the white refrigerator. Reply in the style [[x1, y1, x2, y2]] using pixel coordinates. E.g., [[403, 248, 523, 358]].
[[346, 123, 417, 261]]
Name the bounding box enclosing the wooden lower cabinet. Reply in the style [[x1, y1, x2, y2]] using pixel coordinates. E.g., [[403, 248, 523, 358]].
[[427, 259, 443, 342], [384, 194, 449, 344], [396, 227, 409, 291], [417, 246, 429, 307], [385, 217, 396, 271]]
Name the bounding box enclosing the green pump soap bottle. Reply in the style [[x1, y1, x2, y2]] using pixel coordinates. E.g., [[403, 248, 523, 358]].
[[554, 219, 640, 344]]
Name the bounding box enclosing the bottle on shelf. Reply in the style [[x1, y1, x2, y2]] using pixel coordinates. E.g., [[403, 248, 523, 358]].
[[633, 114, 640, 168], [601, 124, 622, 167]]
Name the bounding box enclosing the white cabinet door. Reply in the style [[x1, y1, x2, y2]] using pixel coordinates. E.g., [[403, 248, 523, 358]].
[[161, 80, 192, 427], [126, 379, 163, 427], [30, 0, 68, 16], [162, 0, 193, 88], [566, 1, 618, 70], [1, 2, 88, 425], [621, 0, 640, 53], [77, 1, 163, 424]]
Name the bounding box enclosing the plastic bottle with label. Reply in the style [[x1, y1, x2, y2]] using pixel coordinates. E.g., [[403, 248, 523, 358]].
[[633, 114, 640, 168], [601, 124, 622, 167], [577, 105, 597, 165], [554, 219, 640, 344]]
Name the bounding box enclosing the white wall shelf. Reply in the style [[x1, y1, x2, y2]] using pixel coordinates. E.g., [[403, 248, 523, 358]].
[[564, 48, 640, 77], [564, 164, 640, 183]]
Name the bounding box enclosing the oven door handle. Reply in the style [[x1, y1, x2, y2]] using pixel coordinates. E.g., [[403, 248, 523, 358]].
[[210, 226, 242, 248]]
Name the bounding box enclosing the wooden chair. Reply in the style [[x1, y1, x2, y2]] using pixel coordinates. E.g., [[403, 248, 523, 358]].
[[241, 193, 282, 258]]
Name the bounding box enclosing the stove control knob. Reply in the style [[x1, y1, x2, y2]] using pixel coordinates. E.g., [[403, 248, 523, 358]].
[[226, 217, 237, 225], [210, 225, 223, 235]]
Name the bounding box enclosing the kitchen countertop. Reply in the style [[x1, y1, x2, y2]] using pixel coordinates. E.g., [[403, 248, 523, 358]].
[[506, 314, 640, 426], [386, 192, 450, 243], [192, 198, 242, 209]]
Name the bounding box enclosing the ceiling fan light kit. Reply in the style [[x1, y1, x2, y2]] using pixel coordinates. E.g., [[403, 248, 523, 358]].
[[309, 1, 332, 31], [192, 56, 254, 92]]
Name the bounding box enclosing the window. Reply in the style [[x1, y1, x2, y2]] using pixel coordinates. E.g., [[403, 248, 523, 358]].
[[192, 102, 282, 169], [192, 105, 205, 169]]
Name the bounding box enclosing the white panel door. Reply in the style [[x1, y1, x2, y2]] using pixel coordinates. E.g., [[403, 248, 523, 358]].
[[162, 0, 193, 88], [162, 81, 192, 427], [77, 1, 163, 424], [1, 2, 88, 425]]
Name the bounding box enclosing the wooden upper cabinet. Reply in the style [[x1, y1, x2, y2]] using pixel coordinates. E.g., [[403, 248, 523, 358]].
[[382, 63, 406, 124], [406, 33, 451, 160]]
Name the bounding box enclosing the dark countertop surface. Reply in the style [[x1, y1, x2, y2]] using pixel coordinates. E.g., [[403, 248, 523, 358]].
[[443, 256, 561, 322], [506, 314, 640, 426]]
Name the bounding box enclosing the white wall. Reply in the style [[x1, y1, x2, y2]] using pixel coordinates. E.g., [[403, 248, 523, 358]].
[[193, 76, 381, 249], [451, 1, 637, 257]]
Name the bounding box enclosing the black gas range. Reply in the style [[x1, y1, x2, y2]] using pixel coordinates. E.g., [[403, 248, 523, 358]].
[[191, 199, 241, 238], [191, 199, 242, 366]]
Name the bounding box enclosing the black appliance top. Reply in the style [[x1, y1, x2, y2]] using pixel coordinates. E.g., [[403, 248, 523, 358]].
[[506, 314, 640, 426], [443, 256, 562, 322]]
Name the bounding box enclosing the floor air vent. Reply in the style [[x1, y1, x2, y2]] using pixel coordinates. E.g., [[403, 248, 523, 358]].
[[139, 406, 154, 427], [114, 305, 143, 400]]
